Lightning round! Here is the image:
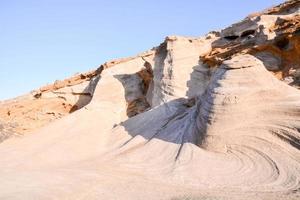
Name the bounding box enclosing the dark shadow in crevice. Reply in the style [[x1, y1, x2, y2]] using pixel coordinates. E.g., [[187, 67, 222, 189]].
[[115, 58, 222, 149], [69, 75, 101, 113], [274, 36, 290, 50], [186, 60, 211, 99], [113, 41, 168, 118], [118, 98, 198, 145], [150, 41, 169, 107], [114, 71, 151, 118], [224, 35, 239, 41], [241, 29, 256, 38]]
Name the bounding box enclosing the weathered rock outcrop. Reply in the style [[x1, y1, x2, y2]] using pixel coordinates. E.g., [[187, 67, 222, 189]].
[[0, 1, 300, 200], [201, 0, 300, 87], [0, 69, 101, 137]]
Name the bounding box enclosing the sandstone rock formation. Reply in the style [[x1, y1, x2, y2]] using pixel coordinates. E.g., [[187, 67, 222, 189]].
[[0, 1, 300, 200]]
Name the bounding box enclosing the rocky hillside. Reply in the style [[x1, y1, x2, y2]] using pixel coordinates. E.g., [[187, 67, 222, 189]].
[[0, 1, 300, 200]]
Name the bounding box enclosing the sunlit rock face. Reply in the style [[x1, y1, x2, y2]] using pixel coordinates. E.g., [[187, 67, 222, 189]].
[[1, 1, 300, 200]]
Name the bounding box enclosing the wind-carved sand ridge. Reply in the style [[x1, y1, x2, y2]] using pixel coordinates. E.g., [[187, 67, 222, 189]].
[[0, 1, 300, 199]]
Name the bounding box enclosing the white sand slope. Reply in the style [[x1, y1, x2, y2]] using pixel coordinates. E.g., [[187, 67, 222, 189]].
[[1, 1, 300, 199], [0, 53, 299, 200]]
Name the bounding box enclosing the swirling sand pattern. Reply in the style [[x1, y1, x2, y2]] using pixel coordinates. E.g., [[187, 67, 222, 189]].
[[103, 55, 300, 198], [0, 44, 300, 200]]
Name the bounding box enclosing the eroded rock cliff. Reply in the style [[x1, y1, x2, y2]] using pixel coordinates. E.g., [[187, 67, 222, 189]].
[[0, 1, 300, 200]]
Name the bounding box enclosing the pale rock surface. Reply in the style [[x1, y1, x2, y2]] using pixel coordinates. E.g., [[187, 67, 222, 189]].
[[0, 1, 300, 200]]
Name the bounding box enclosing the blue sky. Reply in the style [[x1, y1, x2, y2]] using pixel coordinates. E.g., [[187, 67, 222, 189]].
[[0, 0, 283, 100]]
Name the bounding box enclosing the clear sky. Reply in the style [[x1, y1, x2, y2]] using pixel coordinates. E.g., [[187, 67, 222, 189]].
[[0, 0, 284, 100]]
